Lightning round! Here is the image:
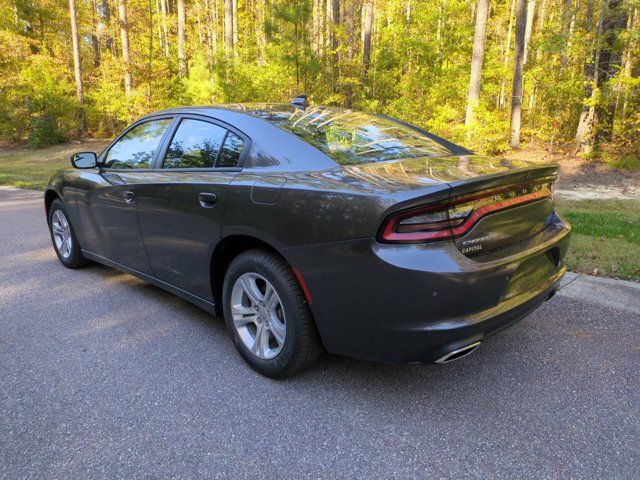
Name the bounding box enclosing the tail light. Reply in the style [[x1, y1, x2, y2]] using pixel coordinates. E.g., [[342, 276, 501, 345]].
[[378, 179, 554, 244]]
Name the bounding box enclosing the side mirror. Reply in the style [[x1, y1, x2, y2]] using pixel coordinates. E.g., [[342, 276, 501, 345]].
[[71, 151, 97, 169]]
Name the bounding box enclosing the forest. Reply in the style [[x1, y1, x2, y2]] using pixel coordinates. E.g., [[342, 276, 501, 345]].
[[0, 0, 638, 158]]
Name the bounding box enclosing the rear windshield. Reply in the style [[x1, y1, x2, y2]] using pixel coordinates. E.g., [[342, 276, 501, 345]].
[[249, 106, 457, 165]]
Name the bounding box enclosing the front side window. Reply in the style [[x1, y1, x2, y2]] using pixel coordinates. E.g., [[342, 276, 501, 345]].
[[163, 119, 228, 169], [104, 119, 172, 169]]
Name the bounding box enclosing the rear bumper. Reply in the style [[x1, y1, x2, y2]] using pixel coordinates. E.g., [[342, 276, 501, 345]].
[[282, 212, 571, 364], [387, 266, 565, 364]]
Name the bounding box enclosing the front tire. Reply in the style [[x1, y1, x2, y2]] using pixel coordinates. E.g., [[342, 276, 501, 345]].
[[48, 198, 88, 269], [222, 249, 323, 378]]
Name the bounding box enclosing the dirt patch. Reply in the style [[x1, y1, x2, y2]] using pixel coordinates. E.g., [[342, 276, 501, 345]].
[[508, 144, 640, 199]]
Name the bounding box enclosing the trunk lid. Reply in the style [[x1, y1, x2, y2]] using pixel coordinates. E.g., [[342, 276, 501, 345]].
[[357, 155, 558, 256], [447, 171, 556, 257]]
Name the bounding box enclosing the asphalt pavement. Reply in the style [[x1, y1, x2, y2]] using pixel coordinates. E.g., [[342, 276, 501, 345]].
[[1, 187, 638, 479]]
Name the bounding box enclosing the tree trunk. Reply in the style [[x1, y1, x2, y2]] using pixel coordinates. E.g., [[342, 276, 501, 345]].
[[560, 0, 573, 64], [621, 7, 638, 118], [118, 0, 132, 95], [331, 0, 340, 89], [499, 0, 516, 108], [331, 0, 340, 53], [155, 0, 163, 54], [147, 0, 153, 105], [91, 34, 101, 67], [177, 0, 188, 77], [90, 0, 101, 67], [523, 0, 535, 65], [210, 0, 219, 58], [102, 0, 116, 55], [346, 0, 355, 59], [575, 0, 599, 149], [68, 0, 86, 132], [362, 0, 374, 74], [224, 0, 233, 57], [326, 0, 332, 49], [195, 0, 204, 46], [160, 0, 170, 57], [232, 0, 238, 47], [509, 0, 527, 148], [312, 0, 321, 53], [256, 0, 266, 64], [465, 0, 490, 128]]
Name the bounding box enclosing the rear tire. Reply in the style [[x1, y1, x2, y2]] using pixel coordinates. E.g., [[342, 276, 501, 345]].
[[48, 199, 88, 269], [222, 248, 323, 378]]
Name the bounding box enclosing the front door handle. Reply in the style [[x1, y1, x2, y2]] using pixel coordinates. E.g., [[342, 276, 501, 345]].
[[198, 192, 218, 208], [123, 191, 135, 204]]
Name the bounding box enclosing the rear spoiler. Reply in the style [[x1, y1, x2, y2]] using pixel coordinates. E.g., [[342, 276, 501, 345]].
[[446, 165, 558, 198]]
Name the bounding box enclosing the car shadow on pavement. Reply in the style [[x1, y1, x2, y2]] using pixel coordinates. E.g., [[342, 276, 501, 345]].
[[82, 261, 544, 372]]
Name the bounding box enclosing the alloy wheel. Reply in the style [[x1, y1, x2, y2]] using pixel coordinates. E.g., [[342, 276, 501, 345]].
[[51, 210, 73, 259], [230, 272, 286, 360]]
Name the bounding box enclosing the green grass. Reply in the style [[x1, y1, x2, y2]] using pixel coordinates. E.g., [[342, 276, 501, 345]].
[[0, 139, 110, 190], [556, 199, 640, 281], [603, 153, 640, 170]]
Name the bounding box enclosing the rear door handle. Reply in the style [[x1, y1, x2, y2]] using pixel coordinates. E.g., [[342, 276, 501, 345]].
[[123, 191, 135, 204], [198, 192, 218, 208]]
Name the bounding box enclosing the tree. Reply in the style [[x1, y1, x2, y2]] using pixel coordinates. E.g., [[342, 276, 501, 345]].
[[594, 0, 628, 145], [68, 0, 86, 132], [621, 5, 639, 118], [498, 0, 516, 108], [575, 0, 597, 148], [232, 0, 238, 46], [509, 0, 527, 148], [178, 0, 188, 77], [362, 0, 374, 75], [101, 0, 115, 55], [255, 0, 267, 64], [118, 0, 132, 95], [523, 0, 535, 65], [465, 0, 490, 129], [331, 0, 340, 57], [224, 0, 233, 57], [160, 0, 170, 57], [576, 0, 628, 151]]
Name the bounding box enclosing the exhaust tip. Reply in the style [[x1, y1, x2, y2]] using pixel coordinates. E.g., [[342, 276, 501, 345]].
[[435, 341, 481, 364]]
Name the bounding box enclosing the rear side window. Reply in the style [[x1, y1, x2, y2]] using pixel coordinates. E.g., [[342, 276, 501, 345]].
[[250, 107, 456, 165], [104, 119, 172, 169], [217, 132, 245, 168], [164, 119, 227, 169]]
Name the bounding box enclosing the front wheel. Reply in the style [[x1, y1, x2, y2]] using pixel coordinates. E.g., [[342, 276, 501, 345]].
[[48, 198, 88, 269], [222, 249, 323, 378]]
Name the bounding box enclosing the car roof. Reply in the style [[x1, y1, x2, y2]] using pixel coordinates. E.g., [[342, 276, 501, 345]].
[[142, 103, 346, 117]]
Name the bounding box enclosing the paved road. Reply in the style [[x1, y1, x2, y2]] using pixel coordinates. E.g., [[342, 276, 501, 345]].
[[1, 187, 638, 479]]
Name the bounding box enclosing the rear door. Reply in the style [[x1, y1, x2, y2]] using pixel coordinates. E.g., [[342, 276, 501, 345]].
[[74, 117, 174, 274], [136, 115, 249, 301]]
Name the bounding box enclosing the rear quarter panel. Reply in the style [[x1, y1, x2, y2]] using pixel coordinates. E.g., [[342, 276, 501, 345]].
[[222, 169, 450, 248]]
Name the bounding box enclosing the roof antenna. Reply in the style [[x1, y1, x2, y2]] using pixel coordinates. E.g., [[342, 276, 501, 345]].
[[291, 94, 309, 109]]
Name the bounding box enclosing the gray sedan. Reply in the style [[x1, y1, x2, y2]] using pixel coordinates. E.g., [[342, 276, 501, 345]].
[[44, 99, 570, 377]]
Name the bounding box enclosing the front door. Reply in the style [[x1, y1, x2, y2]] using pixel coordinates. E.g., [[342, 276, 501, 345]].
[[74, 117, 174, 274], [136, 117, 248, 301]]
